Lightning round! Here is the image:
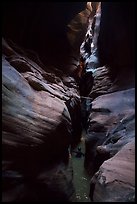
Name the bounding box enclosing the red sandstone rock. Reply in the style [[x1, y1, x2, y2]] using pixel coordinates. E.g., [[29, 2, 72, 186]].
[[90, 139, 135, 202], [85, 88, 135, 176], [2, 39, 82, 202]]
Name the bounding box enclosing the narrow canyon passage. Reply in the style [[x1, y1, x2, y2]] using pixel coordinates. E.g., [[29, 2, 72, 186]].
[[2, 2, 135, 202], [72, 131, 91, 202]]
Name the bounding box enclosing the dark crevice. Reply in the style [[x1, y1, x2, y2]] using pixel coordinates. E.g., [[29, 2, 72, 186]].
[[2, 1, 135, 202]]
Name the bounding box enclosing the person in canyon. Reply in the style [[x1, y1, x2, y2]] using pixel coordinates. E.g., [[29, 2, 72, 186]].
[[73, 147, 85, 158]]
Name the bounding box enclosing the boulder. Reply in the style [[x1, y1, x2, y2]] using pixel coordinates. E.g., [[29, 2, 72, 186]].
[[90, 139, 135, 202]]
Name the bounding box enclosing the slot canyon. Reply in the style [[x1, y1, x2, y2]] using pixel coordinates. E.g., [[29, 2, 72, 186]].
[[2, 2, 135, 202]]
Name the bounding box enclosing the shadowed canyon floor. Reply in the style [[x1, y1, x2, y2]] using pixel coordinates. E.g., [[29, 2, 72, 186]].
[[72, 131, 91, 202]]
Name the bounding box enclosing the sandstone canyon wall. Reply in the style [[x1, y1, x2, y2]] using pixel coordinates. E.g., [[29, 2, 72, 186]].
[[2, 2, 135, 202]]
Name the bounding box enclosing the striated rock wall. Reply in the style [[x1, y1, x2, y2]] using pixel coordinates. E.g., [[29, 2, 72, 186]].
[[2, 39, 82, 202], [84, 67, 135, 202], [85, 88, 135, 174], [79, 2, 135, 202], [85, 72, 135, 202], [2, 2, 135, 202], [2, 2, 93, 201]]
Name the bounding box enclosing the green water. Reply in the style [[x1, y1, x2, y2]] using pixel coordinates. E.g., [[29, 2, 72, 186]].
[[71, 131, 91, 202]]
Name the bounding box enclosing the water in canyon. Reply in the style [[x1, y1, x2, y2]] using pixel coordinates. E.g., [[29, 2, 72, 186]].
[[72, 131, 91, 202]]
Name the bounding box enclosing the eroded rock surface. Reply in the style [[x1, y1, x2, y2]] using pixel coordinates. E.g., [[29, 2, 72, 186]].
[[80, 3, 135, 202], [85, 86, 135, 202], [85, 88, 135, 175], [2, 39, 82, 202], [90, 139, 135, 202], [84, 65, 135, 202]]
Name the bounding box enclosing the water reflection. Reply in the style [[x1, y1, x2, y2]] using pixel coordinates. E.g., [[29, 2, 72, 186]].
[[71, 134, 91, 202]]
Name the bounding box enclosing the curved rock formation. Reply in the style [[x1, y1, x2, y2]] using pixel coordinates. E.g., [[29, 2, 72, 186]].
[[90, 139, 135, 202], [85, 88, 135, 175], [2, 2, 135, 202], [2, 2, 93, 200], [2, 39, 82, 202], [80, 2, 135, 202]]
